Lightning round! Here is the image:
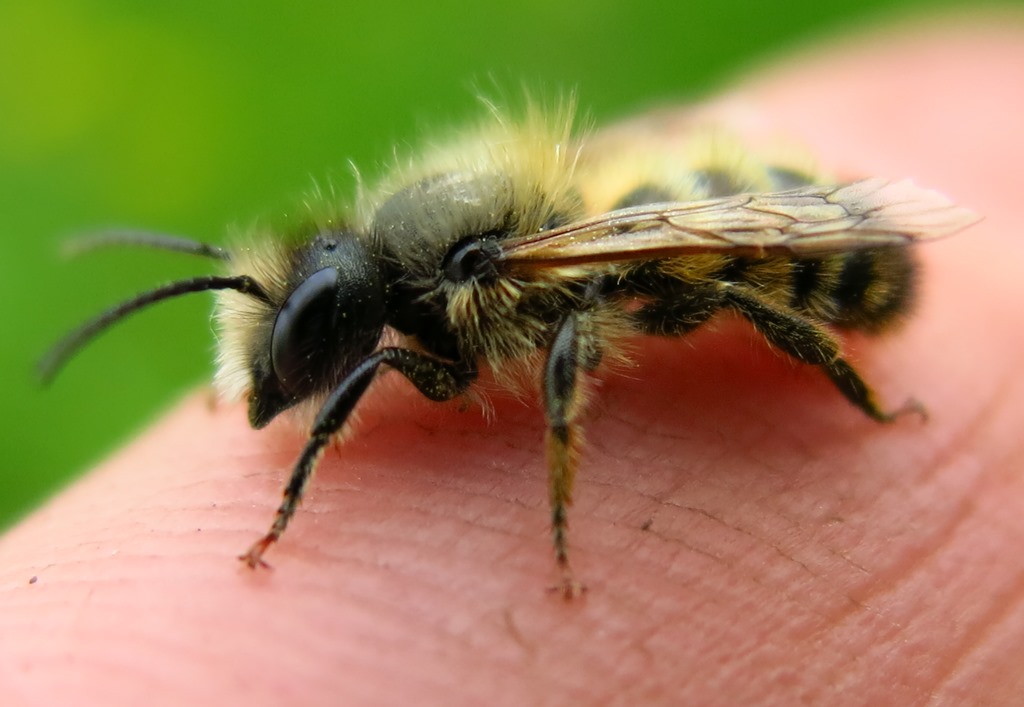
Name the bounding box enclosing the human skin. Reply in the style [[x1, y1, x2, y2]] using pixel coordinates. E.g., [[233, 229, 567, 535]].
[[2, 18, 1023, 707]]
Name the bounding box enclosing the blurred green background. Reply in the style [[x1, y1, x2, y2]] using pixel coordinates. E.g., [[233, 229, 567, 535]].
[[0, 0, 992, 528]]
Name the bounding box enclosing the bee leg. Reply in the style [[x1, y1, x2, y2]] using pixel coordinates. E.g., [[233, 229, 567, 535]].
[[240, 347, 475, 569], [543, 308, 596, 599], [723, 287, 922, 422], [633, 291, 719, 336], [625, 264, 721, 336]]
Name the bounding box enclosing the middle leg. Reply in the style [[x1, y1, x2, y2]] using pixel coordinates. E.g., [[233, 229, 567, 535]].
[[543, 298, 608, 598]]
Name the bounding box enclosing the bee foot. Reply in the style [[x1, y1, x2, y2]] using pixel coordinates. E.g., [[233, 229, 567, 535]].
[[238, 536, 276, 569], [888, 397, 928, 423], [548, 573, 587, 600]]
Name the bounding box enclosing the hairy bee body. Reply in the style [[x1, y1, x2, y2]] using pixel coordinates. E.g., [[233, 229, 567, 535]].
[[623, 246, 916, 336], [44, 104, 975, 596], [580, 132, 918, 340]]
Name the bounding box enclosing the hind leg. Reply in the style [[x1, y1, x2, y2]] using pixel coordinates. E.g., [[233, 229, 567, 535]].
[[723, 286, 923, 422]]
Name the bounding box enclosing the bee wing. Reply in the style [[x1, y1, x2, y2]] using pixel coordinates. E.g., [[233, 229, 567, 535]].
[[498, 178, 979, 268]]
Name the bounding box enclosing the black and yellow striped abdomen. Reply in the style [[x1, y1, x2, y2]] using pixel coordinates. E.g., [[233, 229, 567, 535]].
[[618, 246, 917, 337], [601, 156, 919, 338], [789, 247, 916, 332]]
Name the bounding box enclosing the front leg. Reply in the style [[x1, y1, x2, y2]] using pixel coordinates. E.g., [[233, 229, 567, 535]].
[[240, 348, 475, 568]]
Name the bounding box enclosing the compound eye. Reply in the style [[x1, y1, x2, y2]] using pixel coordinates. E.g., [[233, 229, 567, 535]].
[[270, 267, 339, 393], [442, 237, 500, 283]]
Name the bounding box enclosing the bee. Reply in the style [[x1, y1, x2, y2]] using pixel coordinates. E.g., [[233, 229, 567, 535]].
[[40, 102, 976, 597]]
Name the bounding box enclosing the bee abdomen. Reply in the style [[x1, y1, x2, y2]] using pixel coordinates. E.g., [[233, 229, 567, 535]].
[[612, 184, 676, 209], [792, 248, 917, 332]]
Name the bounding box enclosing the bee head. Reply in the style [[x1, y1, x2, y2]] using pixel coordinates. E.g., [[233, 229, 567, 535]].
[[37, 228, 389, 431], [247, 231, 387, 428]]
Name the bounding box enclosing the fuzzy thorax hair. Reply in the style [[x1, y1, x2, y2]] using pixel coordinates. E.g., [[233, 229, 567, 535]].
[[212, 102, 588, 409]]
